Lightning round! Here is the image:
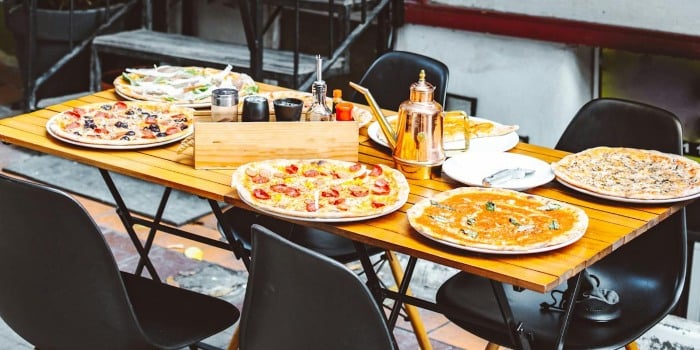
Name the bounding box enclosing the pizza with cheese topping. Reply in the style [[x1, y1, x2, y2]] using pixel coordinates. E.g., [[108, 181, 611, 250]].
[[408, 187, 588, 252], [113, 65, 258, 106], [233, 159, 409, 220], [46, 101, 193, 147], [551, 146, 700, 200]]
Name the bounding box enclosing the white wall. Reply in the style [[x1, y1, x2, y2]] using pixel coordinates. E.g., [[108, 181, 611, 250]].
[[396, 24, 593, 147], [434, 0, 700, 36]]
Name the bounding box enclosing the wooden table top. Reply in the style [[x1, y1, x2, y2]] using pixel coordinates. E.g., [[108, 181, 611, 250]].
[[0, 88, 687, 293]]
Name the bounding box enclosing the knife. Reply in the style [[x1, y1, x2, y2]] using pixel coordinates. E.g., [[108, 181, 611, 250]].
[[482, 168, 535, 187]]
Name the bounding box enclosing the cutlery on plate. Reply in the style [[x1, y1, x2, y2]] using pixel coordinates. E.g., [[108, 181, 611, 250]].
[[482, 168, 535, 187]]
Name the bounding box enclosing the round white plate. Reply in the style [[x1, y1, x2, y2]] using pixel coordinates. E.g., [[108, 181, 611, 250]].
[[442, 152, 554, 191], [413, 226, 584, 255], [46, 116, 193, 150], [555, 176, 700, 204], [367, 116, 520, 154]]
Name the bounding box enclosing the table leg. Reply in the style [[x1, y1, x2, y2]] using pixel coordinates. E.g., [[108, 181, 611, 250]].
[[490, 280, 531, 350], [208, 201, 251, 270], [134, 187, 172, 276], [99, 169, 161, 281], [386, 252, 432, 350], [554, 272, 583, 350]]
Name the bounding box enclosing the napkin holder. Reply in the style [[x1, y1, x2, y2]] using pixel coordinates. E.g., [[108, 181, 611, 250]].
[[193, 121, 359, 169]]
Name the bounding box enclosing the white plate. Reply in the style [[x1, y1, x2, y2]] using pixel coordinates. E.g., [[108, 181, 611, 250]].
[[555, 176, 700, 204], [442, 152, 554, 191], [413, 227, 584, 255], [367, 116, 520, 154], [46, 116, 193, 150]]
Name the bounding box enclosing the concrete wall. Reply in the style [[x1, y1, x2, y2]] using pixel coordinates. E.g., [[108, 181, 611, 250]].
[[395, 24, 593, 147], [434, 0, 700, 36]]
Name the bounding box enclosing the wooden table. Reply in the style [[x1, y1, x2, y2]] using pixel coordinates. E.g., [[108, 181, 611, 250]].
[[0, 88, 689, 349]]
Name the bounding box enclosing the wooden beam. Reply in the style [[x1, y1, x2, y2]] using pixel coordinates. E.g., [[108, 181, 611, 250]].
[[404, 1, 700, 60]]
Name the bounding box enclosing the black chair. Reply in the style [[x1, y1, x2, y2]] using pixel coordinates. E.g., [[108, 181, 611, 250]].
[[435, 98, 688, 349], [238, 224, 396, 350], [349, 50, 450, 110], [0, 173, 239, 350]]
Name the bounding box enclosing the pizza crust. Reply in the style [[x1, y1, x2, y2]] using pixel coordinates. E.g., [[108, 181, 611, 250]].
[[552, 147, 700, 200], [407, 187, 588, 252]]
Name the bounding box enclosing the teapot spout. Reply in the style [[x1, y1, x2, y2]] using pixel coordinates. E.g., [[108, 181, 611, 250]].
[[349, 82, 397, 150]]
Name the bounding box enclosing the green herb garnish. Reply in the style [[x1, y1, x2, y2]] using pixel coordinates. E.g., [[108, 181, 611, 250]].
[[485, 201, 496, 212], [509, 218, 520, 226], [428, 215, 450, 224], [549, 220, 560, 230], [430, 200, 455, 211], [460, 229, 478, 239]]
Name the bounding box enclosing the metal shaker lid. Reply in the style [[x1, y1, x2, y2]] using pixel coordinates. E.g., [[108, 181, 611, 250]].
[[409, 70, 435, 103], [211, 88, 239, 107]]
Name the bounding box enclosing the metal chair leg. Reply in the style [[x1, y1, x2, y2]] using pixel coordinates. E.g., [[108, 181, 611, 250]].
[[386, 251, 432, 350]]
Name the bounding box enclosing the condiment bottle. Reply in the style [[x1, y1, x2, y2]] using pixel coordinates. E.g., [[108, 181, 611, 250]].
[[211, 88, 238, 122], [306, 55, 333, 121], [332, 89, 343, 118], [335, 102, 354, 121]]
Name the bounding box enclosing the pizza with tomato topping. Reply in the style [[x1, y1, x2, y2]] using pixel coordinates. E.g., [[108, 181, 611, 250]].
[[232, 159, 410, 220], [408, 187, 588, 253], [46, 101, 194, 147]]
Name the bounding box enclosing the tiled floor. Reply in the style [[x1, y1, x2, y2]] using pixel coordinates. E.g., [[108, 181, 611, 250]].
[[0, 53, 484, 349]]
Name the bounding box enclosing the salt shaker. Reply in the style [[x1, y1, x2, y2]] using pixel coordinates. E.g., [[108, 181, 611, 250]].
[[211, 88, 238, 122]]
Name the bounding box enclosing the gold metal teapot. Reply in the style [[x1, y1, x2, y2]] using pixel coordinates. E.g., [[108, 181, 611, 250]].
[[350, 70, 445, 179]]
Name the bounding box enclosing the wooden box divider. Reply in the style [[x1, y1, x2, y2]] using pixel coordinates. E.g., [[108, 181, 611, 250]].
[[193, 121, 359, 169]]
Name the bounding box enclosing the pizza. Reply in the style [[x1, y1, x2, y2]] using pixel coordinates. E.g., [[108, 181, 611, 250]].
[[468, 117, 520, 139], [407, 187, 588, 252], [374, 115, 518, 145], [113, 65, 258, 105], [233, 159, 410, 219], [46, 101, 194, 147], [551, 146, 700, 200]]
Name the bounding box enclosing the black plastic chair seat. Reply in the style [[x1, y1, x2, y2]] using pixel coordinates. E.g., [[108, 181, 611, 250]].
[[121, 272, 239, 348], [219, 206, 384, 263]]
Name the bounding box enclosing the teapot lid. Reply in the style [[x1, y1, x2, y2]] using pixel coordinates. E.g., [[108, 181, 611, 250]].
[[409, 70, 435, 103]]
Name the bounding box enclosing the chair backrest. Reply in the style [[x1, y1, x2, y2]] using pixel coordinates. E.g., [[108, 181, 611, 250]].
[[239, 224, 396, 350], [556, 97, 683, 154], [350, 51, 449, 110], [556, 98, 687, 341], [0, 174, 156, 350]]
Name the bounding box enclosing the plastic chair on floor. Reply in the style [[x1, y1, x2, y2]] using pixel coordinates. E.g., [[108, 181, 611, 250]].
[[349, 50, 450, 110], [435, 98, 687, 349], [238, 224, 396, 350], [0, 173, 239, 350]]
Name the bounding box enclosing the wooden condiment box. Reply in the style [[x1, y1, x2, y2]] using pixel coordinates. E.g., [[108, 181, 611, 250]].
[[193, 121, 359, 169]]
